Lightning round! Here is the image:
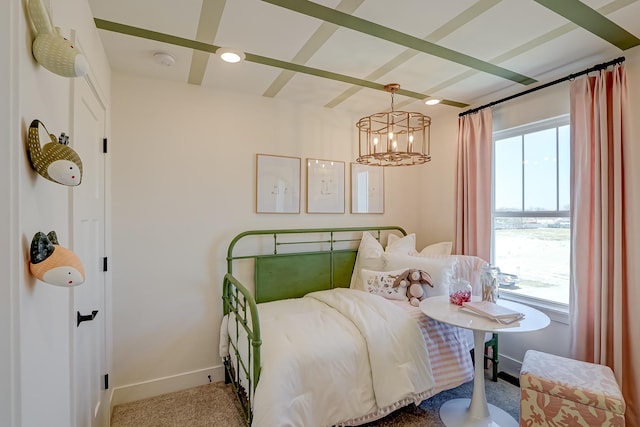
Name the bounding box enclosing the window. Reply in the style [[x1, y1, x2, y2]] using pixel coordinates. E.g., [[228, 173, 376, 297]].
[[492, 115, 570, 306]]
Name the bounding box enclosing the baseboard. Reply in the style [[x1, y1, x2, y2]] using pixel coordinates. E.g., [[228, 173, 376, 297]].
[[498, 354, 523, 378], [104, 389, 114, 426], [497, 371, 520, 387], [110, 365, 225, 407]]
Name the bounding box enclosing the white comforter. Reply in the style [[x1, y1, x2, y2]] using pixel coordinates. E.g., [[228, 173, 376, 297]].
[[249, 288, 435, 427]]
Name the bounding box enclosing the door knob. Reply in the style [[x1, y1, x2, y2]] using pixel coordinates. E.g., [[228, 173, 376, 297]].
[[77, 310, 98, 327]]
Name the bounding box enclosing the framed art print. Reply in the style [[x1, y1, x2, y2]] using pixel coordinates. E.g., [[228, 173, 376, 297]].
[[256, 154, 301, 213], [306, 158, 345, 213], [351, 163, 384, 214]]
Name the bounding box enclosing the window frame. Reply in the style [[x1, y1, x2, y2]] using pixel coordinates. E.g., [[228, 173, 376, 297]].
[[491, 115, 570, 320]]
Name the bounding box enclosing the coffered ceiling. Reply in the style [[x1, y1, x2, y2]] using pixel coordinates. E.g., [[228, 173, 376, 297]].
[[88, 0, 640, 116]]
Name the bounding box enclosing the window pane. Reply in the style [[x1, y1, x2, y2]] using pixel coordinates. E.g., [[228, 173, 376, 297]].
[[558, 125, 570, 211], [494, 217, 570, 304], [495, 136, 522, 211], [524, 129, 557, 211], [492, 116, 570, 306]]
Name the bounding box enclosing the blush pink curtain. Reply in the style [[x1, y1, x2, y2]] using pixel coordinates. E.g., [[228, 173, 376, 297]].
[[454, 109, 492, 261], [569, 64, 638, 423]]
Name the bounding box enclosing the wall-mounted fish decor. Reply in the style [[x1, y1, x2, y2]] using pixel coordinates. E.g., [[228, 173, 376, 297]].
[[27, 119, 83, 186], [27, 0, 89, 78], [29, 231, 85, 287]]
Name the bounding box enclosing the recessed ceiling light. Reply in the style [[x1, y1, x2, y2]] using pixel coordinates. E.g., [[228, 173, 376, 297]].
[[216, 47, 245, 63], [425, 98, 441, 106], [153, 51, 176, 67]]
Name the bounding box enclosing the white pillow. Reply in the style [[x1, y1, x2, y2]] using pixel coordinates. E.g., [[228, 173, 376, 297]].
[[414, 241, 453, 256], [349, 232, 415, 291], [386, 233, 417, 254], [349, 232, 384, 291], [383, 253, 457, 298], [359, 268, 409, 301]]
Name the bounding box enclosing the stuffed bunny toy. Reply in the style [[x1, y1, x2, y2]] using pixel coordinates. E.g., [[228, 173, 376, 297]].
[[394, 269, 433, 307], [28, 0, 89, 77]]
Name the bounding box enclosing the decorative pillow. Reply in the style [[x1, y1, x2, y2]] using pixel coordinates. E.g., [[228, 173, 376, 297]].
[[385, 233, 417, 255], [360, 268, 409, 301], [349, 232, 416, 291], [383, 253, 457, 298], [414, 241, 452, 256], [349, 232, 384, 291]]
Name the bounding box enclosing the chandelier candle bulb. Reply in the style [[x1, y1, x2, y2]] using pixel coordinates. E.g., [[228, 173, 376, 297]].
[[356, 83, 431, 166]]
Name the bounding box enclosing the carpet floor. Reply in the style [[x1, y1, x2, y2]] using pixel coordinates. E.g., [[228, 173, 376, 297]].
[[111, 372, 520, 426]]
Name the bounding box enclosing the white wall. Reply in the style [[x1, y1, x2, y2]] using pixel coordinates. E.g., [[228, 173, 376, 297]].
[[417, 111, 458, 247], [15, 0, 110, 425]]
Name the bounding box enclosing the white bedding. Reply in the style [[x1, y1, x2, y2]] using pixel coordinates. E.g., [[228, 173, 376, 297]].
[[220, 288, 474, 426]]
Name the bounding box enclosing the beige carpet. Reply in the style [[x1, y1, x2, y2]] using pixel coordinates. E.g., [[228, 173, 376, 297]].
[[111, 382, 246, 427], [111, 374, 520, 426]]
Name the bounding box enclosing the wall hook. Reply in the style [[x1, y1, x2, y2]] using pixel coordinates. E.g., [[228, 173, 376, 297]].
[[77, 310, 98, 327]]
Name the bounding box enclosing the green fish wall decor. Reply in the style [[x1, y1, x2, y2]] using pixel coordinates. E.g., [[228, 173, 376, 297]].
[[27, 119, 83, 186]]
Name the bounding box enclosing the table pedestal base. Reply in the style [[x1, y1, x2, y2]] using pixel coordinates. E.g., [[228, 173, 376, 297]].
[[439, 398, 518, 427]]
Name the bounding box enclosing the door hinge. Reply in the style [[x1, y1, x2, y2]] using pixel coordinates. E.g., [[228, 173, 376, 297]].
[[103, 257, 108, 272], [104, 374, 109, 390], [102, 138, 108, 153]]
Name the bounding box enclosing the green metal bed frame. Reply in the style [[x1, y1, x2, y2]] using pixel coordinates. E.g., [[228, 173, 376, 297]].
[[222, 226, 407, 425]]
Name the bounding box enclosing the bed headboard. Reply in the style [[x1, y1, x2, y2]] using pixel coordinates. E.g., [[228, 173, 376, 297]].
[[226, 226, 407, 303]]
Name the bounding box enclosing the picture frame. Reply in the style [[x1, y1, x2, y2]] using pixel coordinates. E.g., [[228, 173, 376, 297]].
[[350, 163, 384, 214], [306, 158, 345, 214], [256, 154, 301, 213]]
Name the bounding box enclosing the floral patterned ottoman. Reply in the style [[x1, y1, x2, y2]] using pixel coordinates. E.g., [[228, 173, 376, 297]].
[[520, 350, 625, 426]]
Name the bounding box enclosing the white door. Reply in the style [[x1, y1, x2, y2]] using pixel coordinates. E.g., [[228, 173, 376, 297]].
[[71, 75, 107, 427]]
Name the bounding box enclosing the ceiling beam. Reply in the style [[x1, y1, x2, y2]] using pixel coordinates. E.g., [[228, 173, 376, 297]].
[[534, 0, 640, 50], [394, 0, 638, 110], [261, 0, 537, 85], [325, 0, 503, 109], [263, 0, 365, 98], [93, 18, 468, 107], [188, 0, 226, 85]]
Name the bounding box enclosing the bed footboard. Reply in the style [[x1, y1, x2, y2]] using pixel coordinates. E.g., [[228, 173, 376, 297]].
[[222, 273, 261, 426]]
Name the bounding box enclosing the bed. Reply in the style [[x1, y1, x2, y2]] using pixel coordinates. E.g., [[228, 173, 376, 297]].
[[220, 226, 477, 426]]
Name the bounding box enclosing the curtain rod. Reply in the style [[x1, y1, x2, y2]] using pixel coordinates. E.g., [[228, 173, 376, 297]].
[[459, 56, 625, 117]]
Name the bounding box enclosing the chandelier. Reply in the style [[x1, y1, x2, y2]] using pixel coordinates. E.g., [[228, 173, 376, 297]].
[[356, 83, 431, 166]]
